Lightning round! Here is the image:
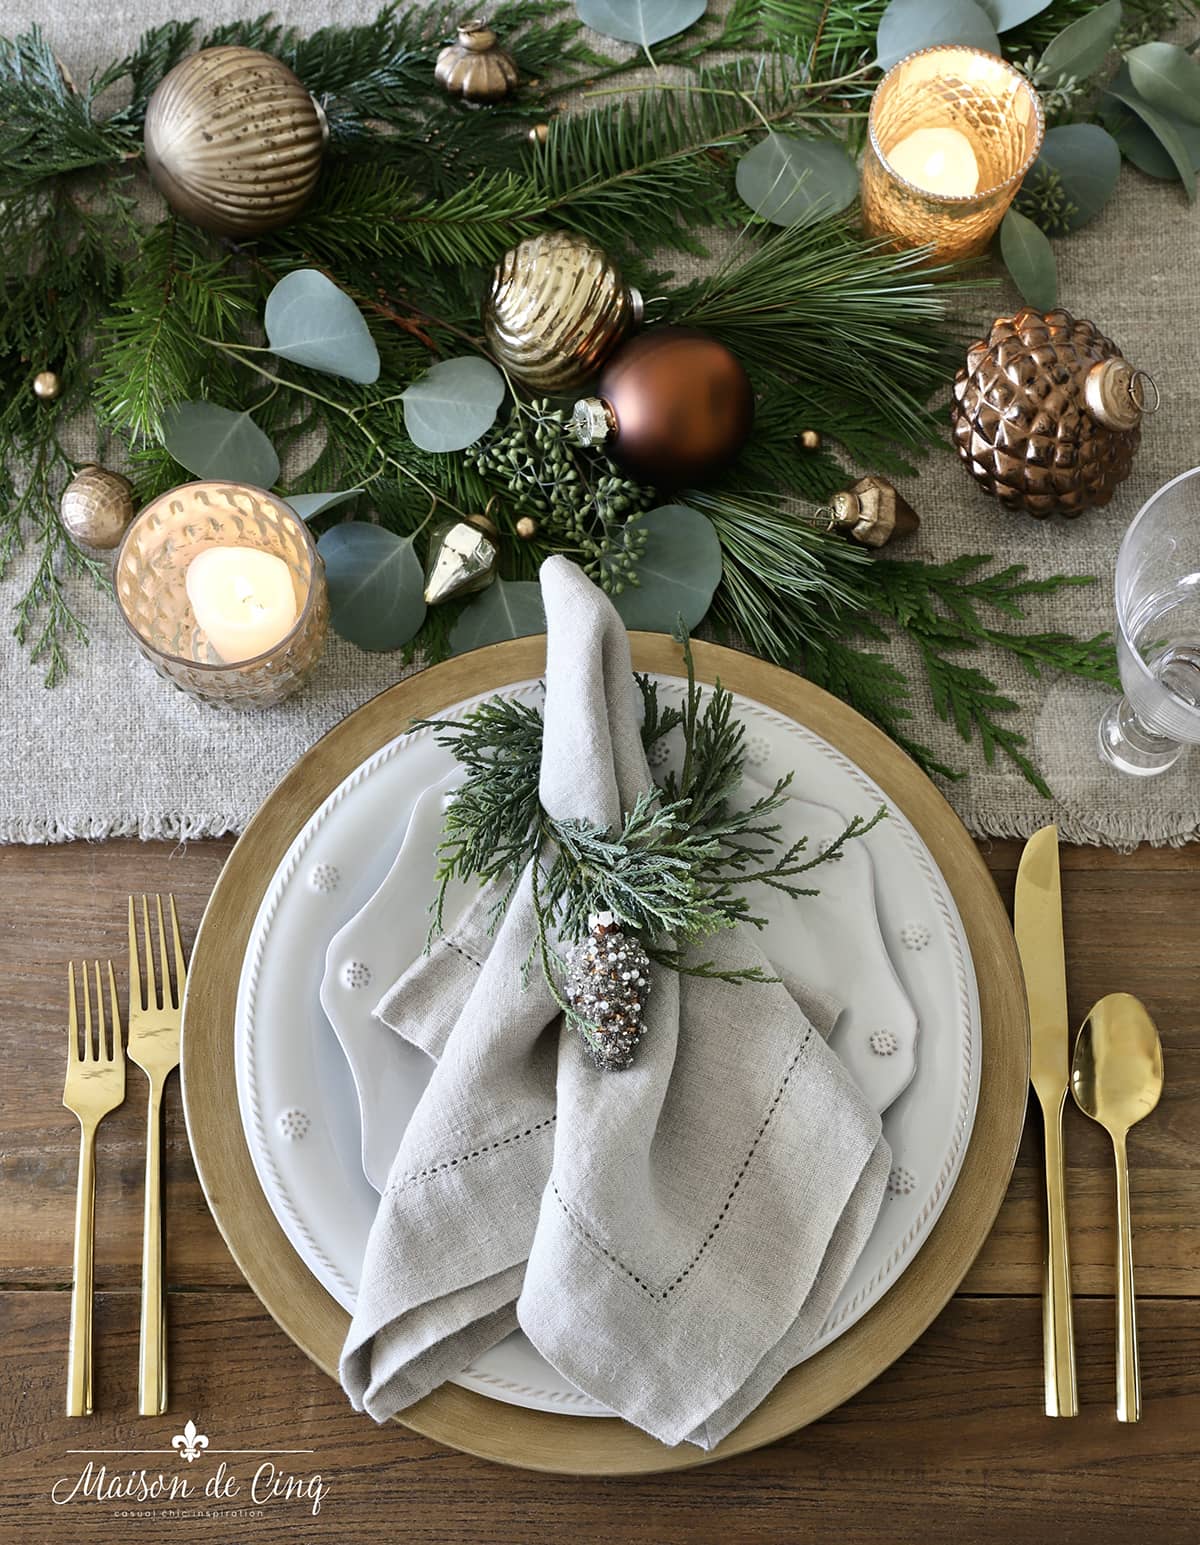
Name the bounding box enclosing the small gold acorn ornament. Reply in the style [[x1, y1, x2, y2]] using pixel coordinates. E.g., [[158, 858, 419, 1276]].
[[483, 231, 642, 393], [423, 515, 498, 604], [144, 47, 327, 237], [950, 307, 1151, 517], [435, 21, 518, 104], [829, 475, 919, 547], [59, 466, 136, 551]]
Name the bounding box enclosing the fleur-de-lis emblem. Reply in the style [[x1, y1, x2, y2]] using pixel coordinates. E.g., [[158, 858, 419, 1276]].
[[171, 1419, 209, 1463]]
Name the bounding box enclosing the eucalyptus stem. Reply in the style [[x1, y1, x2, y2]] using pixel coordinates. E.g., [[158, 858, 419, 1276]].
[[200, 337, 468, 518]]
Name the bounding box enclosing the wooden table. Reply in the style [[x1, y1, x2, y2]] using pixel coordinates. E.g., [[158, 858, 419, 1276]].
[[1, 836, 1196, 1544]]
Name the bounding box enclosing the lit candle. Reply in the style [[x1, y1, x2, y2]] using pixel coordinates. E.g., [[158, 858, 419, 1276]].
[[185, 545, 299, 663], [860, 46, 1044, 263], [887, 126, 980, 197]]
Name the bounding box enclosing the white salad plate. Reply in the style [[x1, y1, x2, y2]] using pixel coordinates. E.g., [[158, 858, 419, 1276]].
[[234, 677, 981, 1418]]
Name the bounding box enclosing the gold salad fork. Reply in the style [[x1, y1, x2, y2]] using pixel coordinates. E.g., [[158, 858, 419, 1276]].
[[63, 961, 125, 1417], [128, 895, 186, 1417]]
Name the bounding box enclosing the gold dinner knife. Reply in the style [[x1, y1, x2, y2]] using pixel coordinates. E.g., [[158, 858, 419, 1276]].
[[1014, 824, 1078, 1417]]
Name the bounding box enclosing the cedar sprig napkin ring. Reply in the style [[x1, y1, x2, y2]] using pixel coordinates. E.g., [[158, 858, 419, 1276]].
[[418, 638, 884, 1069]]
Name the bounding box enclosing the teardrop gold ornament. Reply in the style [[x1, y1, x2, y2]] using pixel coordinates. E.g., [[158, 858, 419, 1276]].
[[423, 517, 499, 604], [59, 466, 136, 551], [434, 21, 518, 104], [829, 475, 920, 548], [144, 46, 327, 237], [483, 231, 642, 393]]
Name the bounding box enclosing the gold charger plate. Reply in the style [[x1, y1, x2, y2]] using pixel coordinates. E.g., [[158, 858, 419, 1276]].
[[182, 634, 1028, 1475]]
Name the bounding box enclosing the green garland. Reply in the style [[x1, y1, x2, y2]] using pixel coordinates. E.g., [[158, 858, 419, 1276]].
[[2, 0, 1190, 788]]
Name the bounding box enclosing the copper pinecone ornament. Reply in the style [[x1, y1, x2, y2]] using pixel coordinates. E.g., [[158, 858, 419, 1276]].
[[950, 308, 1146, 518]]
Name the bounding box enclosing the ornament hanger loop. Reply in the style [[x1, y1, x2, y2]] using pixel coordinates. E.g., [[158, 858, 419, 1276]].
[[1129, 369, 1161, 415]]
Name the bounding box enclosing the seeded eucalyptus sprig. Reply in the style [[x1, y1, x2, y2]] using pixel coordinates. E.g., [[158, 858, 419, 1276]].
[[471, 400, 652, 592]]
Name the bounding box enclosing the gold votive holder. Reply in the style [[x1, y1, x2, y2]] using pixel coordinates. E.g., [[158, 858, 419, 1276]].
[[861, 46, 1045, 263], [114, 480, 329, 709]]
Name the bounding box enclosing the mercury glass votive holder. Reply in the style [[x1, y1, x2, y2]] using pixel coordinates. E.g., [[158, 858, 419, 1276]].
[[861, 46, 1045, 263], [114, 480, 329, 708]]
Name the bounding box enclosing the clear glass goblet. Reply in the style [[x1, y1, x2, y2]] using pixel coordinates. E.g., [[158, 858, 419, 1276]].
[[1099, 466, 1200, 776]]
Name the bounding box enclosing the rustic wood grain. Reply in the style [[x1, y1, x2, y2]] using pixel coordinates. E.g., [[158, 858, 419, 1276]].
[[1, 830, 1198, 1536], [1, 1289, 1197, 1545]]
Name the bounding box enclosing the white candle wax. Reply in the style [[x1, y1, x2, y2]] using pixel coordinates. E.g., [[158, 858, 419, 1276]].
[[887, 126, 980, 197], [185, 545, 299, 664]]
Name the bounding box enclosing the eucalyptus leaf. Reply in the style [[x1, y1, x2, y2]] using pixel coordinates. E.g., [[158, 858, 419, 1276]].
[[317, 522, 426, 651], [1037, 0, 1122, 85], [1104, 99, 1200, 180], [998, 207, 1058, 309], [401, 356, 506, 453], [1126, 42, 1200, 128], [1030, 123, 1121, 230], [450, 579, 545, 653], [735, 133, 859, 226], [1106, 65, 1197, 201], [876, 0, 1000, 71], [611, 506, 721, 634], [575, 0, 706, 48], [162, 401, 280, 488], [263, 270, 380, 385], [975, 0, 1051, 32], [285, 488, 363, 521]]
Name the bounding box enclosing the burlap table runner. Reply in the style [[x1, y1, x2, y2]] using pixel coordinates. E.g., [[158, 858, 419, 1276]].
[[4, 0, 1199, 846]]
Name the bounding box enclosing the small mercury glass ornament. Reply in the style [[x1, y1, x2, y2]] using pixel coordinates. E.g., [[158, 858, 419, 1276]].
[[563, 911, 652, 1071], [828, 475, 920, 548], [60, 465, 136, 551], [33, 370, 61, 401], [434, 21, 518, 104], [423, 514, 498, 604]]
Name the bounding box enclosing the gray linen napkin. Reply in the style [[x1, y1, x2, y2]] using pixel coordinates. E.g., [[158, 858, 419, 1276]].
[[341, 557, 890, 1448]]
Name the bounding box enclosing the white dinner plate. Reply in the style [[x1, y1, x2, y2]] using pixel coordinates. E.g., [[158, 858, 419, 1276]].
[[235, 677, 981, 1417]]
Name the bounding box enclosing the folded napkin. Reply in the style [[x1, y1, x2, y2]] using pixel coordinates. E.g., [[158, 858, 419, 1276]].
[[341, 557, 890, 1449]]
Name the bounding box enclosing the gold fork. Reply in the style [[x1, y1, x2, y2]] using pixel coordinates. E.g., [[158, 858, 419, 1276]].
[[63, 960, 125, 1417], [128, 895, 187, 1417]]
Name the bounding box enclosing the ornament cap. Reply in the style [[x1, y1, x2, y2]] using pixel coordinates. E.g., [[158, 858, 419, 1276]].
[[457, 22, 497, 50], [571, 396, 616, 449], [1084, 357, 1149, 432]]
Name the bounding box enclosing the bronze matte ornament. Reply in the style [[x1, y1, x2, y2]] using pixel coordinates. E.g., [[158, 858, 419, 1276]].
[[572, 327, 755, 489], [950, 307, 1150, 518], [434, 21, 518, 104], [144, 46, 327, 237]]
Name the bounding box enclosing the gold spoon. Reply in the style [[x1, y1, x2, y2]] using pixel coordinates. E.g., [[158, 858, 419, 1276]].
[[1071, 993, 1165, 1422]]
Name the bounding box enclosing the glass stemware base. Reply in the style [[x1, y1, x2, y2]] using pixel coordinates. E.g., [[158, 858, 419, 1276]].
[[1098, 696, 1185, 777]]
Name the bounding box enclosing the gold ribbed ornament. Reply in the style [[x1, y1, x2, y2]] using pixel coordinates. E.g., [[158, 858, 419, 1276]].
[[482, 231, 642, 393], [144, 47, 327, 237], [59, 465, 136, 551]]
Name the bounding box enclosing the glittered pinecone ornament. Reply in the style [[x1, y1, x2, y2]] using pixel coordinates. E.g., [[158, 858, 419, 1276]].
[[483, 231, 642, 393], [434, 21, 518, 103], [563, 912, 651, 1071], [144, 47, 327, 237], [950, 307, 1149, 518], [423, 514, 498, 604], [828, 475, 919, 548], [572, 327, 755, 489], [60, 465, 136, 551]]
